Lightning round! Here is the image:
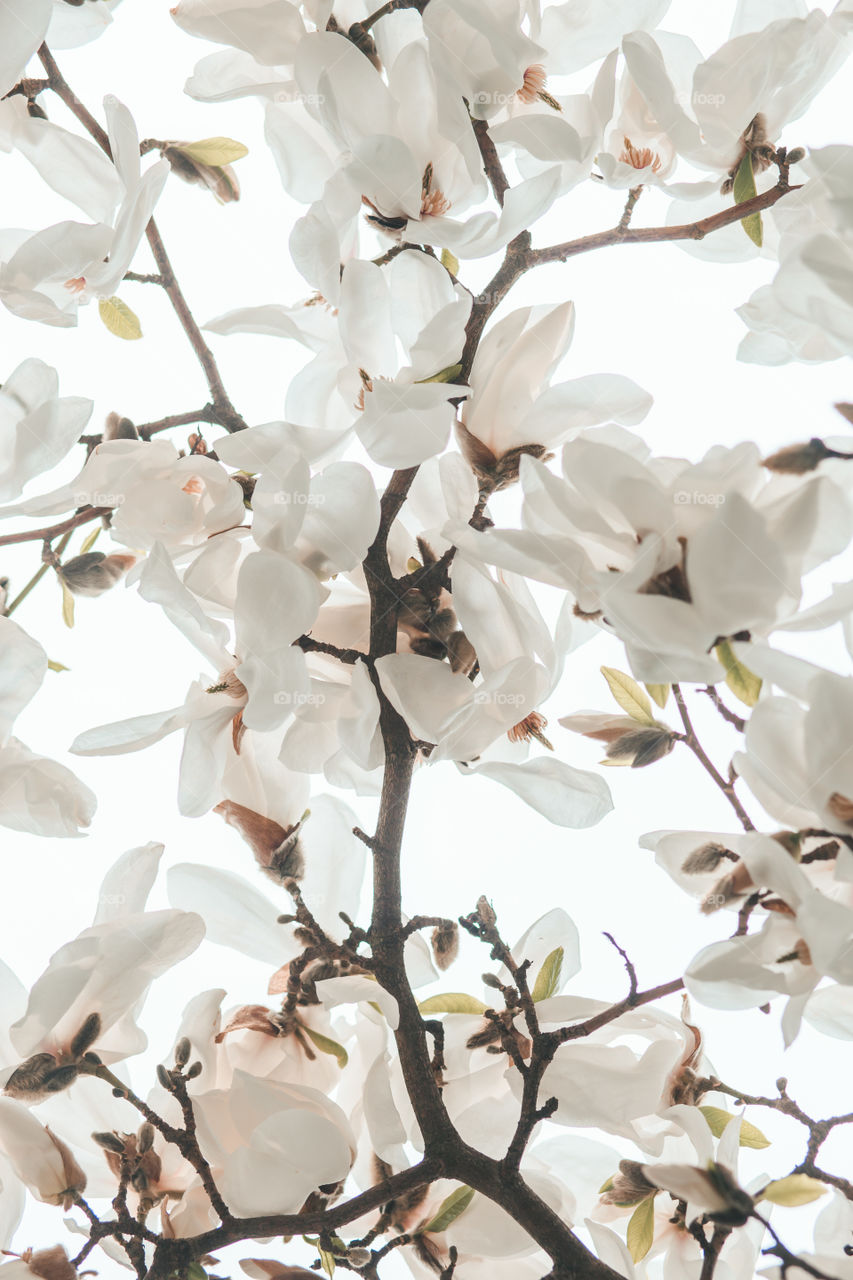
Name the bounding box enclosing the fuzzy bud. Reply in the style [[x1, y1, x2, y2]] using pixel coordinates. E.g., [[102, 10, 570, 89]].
[[162, 144, 240, 203], [604, 725, 676, 768], [4, 1054, 78, 1103], [185, 1060, 203, 1080], [475, 895, 496, 928], [103, 412, 139, 441], [22, 1247, 78, 1280], [430, 921, 459, 971], [174, 1036, 191, 1069], [59, 552, 136, 598], [762, 438, 834, 474], [600, 1160, 657, 1207], [214, 800, 307, 884], [681, 842, 733, 875]]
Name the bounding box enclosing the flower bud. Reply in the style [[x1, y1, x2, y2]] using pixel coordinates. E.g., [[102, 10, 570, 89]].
[[59, 552, 136, 598], [681, 842, 733, 875], [103, 412, 139, 441], [475, 895, 496, 928], [604, 725, 676, 768], [5, 1053, 79, 1102], [162, 144, 240, 203], [174, 1036, 192, 1068], [214, 801, 307, 884], [762, 438, 834, 474], [600, 1159, 657, 1206], [430, 921, 459, 971], [19, 1247, 77, 1280]]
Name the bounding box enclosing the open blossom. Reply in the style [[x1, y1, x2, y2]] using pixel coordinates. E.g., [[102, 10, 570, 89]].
[[0, 1100, 85, 1209], [447, 430, 853, 682]]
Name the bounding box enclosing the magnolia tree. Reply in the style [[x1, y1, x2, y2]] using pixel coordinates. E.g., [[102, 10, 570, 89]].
[[1, 1, 853, 1279]]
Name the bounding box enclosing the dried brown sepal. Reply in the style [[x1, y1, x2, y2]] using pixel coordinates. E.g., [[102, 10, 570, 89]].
[[430, 922, 459, 971], [762, 438, 835, 474], [103, 412, 139, 441], [214, 800, 306, 883], [700, 860, 755, 914]]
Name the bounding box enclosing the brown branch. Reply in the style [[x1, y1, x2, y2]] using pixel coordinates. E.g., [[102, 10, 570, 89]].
[[0, 507, 110, 550], [472, 118, 510, 207], [531, 179, 799, 266], [700, 685, 746, 733], [672, 685, 755, 831]]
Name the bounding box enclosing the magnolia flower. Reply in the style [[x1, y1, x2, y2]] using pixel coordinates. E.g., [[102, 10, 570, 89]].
[[0, 437, 245, 551], [0, 1099, 85, 1209], [192, 1069, 356, 1217], [0, 98, 168, 326], [3, 905, 204, 1098], [0, 616, 95, 838], [47, 0, 125, 49], [459, 301, 651, 485], [0, 1247, 77, 1280], [171, 0, 306, 66], [446, 431, 853, 682], [623, 8, 852, 186]]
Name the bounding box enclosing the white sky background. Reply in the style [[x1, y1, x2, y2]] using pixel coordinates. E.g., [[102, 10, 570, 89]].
[[2, 0, 853, 1274]]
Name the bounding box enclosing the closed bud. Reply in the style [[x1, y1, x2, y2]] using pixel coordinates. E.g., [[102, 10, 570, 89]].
[[475, 895, 496, 928], [604, 725, 676, 768], [22, 1247, 78, 1280], [27, 101, 48, 120], [786, 146, 806, 165], [137, 1123, 156, 1154], [156, 1064, 174, 1091], [482, 972, 503, 989], [69, 1012, 102, 1058], [185, 1060, 203, 1080], [162, 144, 240, 204], [174, 1036, 191, 1068], [681, 842, 732, 875], [600, 1160, 657, 1207], [345, 1249, 372, 1269], [92, 1131, 126, 1154], [430, 921, 459, 971], [762, 438, 834, 474], [59, 552, 136, 598], [103, 412, 139, 441]]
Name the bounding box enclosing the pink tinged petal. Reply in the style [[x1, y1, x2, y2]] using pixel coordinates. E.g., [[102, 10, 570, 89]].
[[462, 758, 613, 829], [93, 843, 165, 924], [168, 864, 293, 966]]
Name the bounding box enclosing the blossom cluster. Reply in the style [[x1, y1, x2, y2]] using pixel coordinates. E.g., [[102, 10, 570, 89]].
[[0, 1, 852, 1278]]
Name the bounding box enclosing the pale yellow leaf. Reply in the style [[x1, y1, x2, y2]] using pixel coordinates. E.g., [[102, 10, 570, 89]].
[[177, 136, 249, 166], [98, 296, 142, 341], [601, 667, 655, 724]]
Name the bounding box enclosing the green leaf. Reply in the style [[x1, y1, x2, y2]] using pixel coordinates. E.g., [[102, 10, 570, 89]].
[[440, 248, 460, 277], [99, 296, 143, 341], [626, 1195, 656, 1262], [715, 640, 762, 707], [61, 582, 75, 629], [302, 1025, 348, 1069], [424, 1185, 475, 1234], [319, 1248, 335, 1278], [177, 136, 249, 166], [600, 667, 655, 724], [416, 362, 463, 385], [645, 683, 670, 709], [531, 946, 564, 1002], [758, 1174, 826, 1207], [186, 1265, 207, 1280], [732, 152, 763, 247], [79, 526, 101, 554], [598, 1175, 615, 1194], [418, 993, 487, 1016], [699, 1106, 770, 1150]]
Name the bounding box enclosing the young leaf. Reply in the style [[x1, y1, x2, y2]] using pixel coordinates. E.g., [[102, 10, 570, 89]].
[[416, 363, 463, 384], [531, 946, 564, 1002], [626, 1195, 656, 1262], [601, 667, 654, 724], [645, 683, 670, 709], [440, 248, 460, 277], [177, 136, 249, 166], [99, 296, 143, 341], [318, 1248, 335, 1279], [732, 152, 763, 246], [423, 1185, 475, 1233], [47, 659, 70, 673], [61, 582, 75, 629], [758, 1174, 826, 1207], [418, 993, 487, 1016], [302, 1025, 348, 1069], [715, 640, 762, 707], [699, 1106, 770, 1149], [187, 1265, 207, 1280], [79, 526, 101, 554]]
